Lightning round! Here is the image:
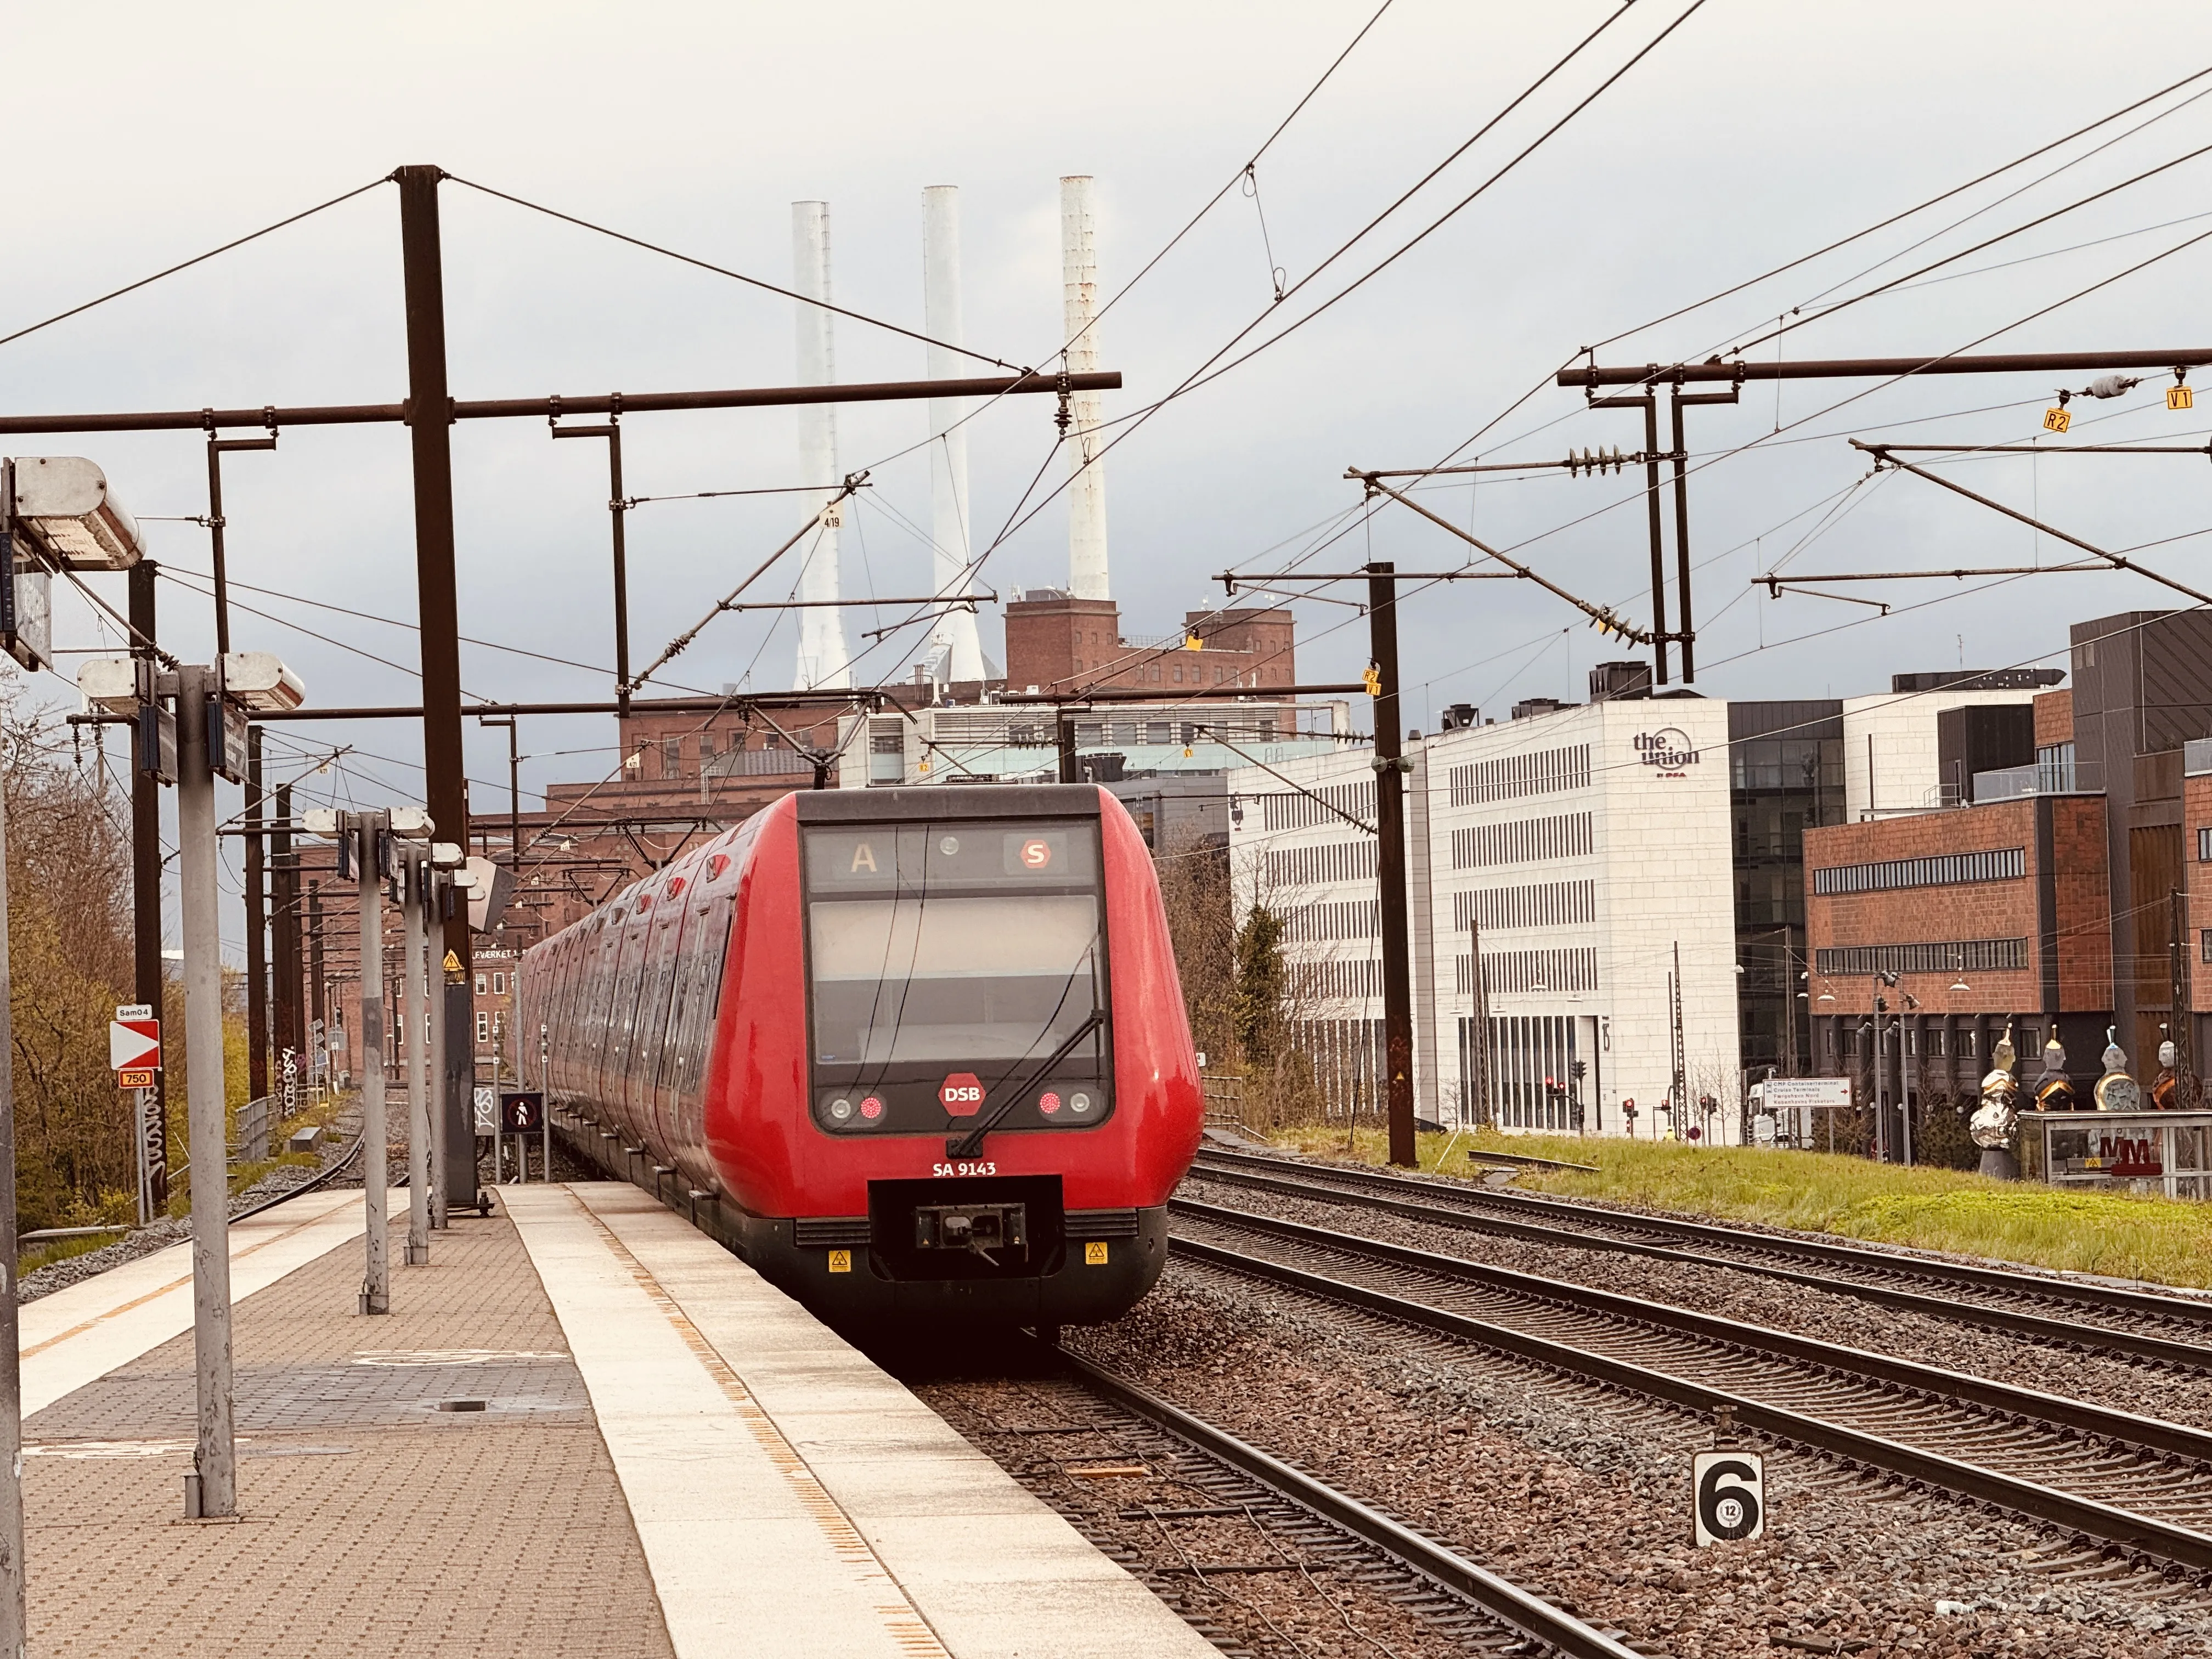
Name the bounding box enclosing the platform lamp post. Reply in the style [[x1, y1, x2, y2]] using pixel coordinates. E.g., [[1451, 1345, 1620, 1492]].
[[425, 841, 473, 1228], [0, 458, 151, 1650], [80, 650, 306, 1525], [301, 805, 433, 1312]]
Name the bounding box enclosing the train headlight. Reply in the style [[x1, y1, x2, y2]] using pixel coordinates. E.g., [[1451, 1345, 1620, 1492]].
[[829, 1097, 854, 1122], [1069, 1091, 1094, 1116], [859, 1095, 884, 1121], [1038, 1091, 1062, 1115]]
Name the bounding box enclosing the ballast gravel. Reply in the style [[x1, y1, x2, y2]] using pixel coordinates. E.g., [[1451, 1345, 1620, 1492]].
[[1183, 1172, 2212, 1432], [1065, 1259, 2212, 1659]]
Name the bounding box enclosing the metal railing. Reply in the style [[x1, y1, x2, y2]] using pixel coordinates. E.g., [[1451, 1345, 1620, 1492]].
[[230, 1094, 273, 1165], [1970, 759, 2100, 800]]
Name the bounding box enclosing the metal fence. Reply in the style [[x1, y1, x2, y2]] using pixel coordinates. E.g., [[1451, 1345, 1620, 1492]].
[[232, 1095, 273, 1165]]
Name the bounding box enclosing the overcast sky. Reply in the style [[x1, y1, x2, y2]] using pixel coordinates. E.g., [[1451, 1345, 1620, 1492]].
[[14, 0, 2212, 868]]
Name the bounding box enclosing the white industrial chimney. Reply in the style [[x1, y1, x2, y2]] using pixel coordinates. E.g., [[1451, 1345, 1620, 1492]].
[[922, 186, 986, 684], [1060, 175, 1110, 601], [791, 201, 851, 691]]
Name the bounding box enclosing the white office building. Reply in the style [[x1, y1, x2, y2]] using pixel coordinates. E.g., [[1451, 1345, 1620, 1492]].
[[1842, 685, 2049, 819], [1228, 696, 1742, 1141]]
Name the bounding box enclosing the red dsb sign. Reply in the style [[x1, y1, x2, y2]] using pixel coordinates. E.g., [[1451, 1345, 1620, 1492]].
[[939, 1072, 984, 1116], [1019, 838, 1052, 869]]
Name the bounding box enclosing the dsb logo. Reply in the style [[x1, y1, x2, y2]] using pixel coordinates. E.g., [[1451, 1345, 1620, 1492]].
[[940, 1072, 985, 1116]]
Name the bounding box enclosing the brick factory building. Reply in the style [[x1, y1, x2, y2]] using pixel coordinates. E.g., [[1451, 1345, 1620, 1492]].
[[1803, 791, 2113, 1113], [1804, 610, 2212, 1111]]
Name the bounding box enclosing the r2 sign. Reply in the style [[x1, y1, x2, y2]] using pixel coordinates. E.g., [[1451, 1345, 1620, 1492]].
[[1691, 1450, 1764, 1545], [939, 1072, 985, 1116]]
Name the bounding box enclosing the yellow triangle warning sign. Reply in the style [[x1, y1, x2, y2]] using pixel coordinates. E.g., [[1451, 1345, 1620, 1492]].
[[443, 950, 462, 973]]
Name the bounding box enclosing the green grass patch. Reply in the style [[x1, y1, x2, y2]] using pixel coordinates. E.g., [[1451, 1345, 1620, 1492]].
[[16, 1232, 124, 1276], [1260, 1124, 2212, 1291]]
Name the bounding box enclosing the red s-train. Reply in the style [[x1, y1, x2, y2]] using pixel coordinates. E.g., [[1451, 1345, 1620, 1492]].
[[517, 784, 1204, 1323]]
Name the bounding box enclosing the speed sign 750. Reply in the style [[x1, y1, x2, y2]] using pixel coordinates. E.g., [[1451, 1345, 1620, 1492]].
[[1691, 1449, 1764, 1545]]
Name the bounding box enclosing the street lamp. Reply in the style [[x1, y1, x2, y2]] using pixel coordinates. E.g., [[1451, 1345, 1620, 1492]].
[[78, 644, 304, 1526], [0, 457, 155, 1650], [3, 456, 147, 673]]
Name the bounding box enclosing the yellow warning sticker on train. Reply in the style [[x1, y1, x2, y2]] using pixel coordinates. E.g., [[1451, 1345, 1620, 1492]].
[[828, 1249, 852, 1273], [1084, 1242, 1108, 1266]]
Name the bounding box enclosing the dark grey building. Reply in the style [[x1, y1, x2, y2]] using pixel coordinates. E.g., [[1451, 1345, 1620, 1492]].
[[1729, 699, 1847, 1077], [2070, 610, 2212, 1066]]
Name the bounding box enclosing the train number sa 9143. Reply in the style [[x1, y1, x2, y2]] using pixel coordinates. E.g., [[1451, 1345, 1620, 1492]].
[[932, 1160, 997, 1178]]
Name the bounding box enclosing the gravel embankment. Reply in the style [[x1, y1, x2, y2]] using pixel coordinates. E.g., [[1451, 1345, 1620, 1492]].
[[1184, 1173, 2212, 1431], [1060, 1261, 2211, 1658]]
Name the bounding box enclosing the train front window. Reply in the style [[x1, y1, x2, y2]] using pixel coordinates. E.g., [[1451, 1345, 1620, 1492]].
[[804, 821, 1108, 1120]]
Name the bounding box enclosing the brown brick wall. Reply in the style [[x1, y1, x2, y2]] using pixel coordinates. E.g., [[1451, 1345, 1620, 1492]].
[[2034, 689, 2073, 749], [2051, 794, 2114, 1011], [1005, 597, 1123, 692], [1804, 800, 2042, 1017], [1004, 597, 1296, 695]]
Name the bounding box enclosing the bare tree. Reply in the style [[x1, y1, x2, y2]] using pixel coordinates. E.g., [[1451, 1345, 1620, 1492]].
[[2, 704, 142, 1226]]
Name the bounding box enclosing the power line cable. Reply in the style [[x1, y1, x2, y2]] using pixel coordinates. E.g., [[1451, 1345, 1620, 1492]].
[[0, 176, 390, 353], [1586, 63, 2212, 356], [443, 173, 1024, 373], [965, 0, 1708, 591]]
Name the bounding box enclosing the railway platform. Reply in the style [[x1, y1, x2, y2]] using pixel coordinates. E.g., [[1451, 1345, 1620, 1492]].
[[20, 1181, 1215, 1658]]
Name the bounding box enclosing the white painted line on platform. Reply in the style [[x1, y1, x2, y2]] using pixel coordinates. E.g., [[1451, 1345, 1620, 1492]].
[[21, 1188, 383, 1418], [568, 1183, 1218, 1659], [505, 1183, 947, 1659]]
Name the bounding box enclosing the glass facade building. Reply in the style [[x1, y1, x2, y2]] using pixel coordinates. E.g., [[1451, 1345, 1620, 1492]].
[[1729, 701, 1846, 1078]]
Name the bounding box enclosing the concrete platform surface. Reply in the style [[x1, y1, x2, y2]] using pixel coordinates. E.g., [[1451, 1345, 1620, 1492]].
[[20, 1180, 1212, 1658], [26, 1193, 674, 1659], [506, 1182, 1216, 1659]]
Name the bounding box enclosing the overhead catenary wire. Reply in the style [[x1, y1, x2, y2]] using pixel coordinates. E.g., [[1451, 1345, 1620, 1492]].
[[959, 1, 1708, 612], [442, 174, 1025, 374], [0, 176, 390, 353]]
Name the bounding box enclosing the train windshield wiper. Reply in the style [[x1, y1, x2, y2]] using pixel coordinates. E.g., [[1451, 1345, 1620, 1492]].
[[945, 1010, 1107, 1161]]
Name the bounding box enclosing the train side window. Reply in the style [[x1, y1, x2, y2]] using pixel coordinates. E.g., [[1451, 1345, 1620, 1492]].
[[672, 898, 735, 1107]]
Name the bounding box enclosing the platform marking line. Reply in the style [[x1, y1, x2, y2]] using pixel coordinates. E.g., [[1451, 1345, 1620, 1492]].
[[20, 1193, 356, 1361], [563, 1193, 954, 1659]]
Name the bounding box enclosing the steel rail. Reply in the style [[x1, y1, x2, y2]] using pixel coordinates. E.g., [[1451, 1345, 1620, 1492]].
[[1175, 1197, 2212, 1465], [1192, 1147, 2212, 1330], [1056, 1347, 1645, 1659], [1186, 1156, 2212, 1370], [1167, 1223, 2212, 1575]]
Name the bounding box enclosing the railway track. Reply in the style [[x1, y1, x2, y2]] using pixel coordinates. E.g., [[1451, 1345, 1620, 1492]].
[[1190, 1147, 2212, 1369], [928, 1346, 1656, 1658], [1170, 1195, 2212, 1578]]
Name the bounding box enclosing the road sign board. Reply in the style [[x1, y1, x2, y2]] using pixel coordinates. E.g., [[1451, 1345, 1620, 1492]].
[[500, 1091, 544, 1133], [1760, 1077, 1852, 1111], [118, 1068, 155, 1090], [109, 1014, 161, 1073], [1691, 1451, 1764, 1545]]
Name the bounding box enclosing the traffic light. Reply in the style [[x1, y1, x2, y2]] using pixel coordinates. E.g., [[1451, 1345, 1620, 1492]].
[[1570, 1060, 1587, 1082]]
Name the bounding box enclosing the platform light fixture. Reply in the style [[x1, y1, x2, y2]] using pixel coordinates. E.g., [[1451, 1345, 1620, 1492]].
[[9, 456, 145, 569]]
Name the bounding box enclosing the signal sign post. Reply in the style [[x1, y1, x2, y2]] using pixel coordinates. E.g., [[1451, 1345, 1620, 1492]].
[[1691, 1448, 1765, 1545], [111, 1005, 162, 1223]]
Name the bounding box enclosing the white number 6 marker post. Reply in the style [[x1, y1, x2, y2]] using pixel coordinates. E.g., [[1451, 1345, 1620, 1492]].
[[1691, 1449, 1765, 1545]]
